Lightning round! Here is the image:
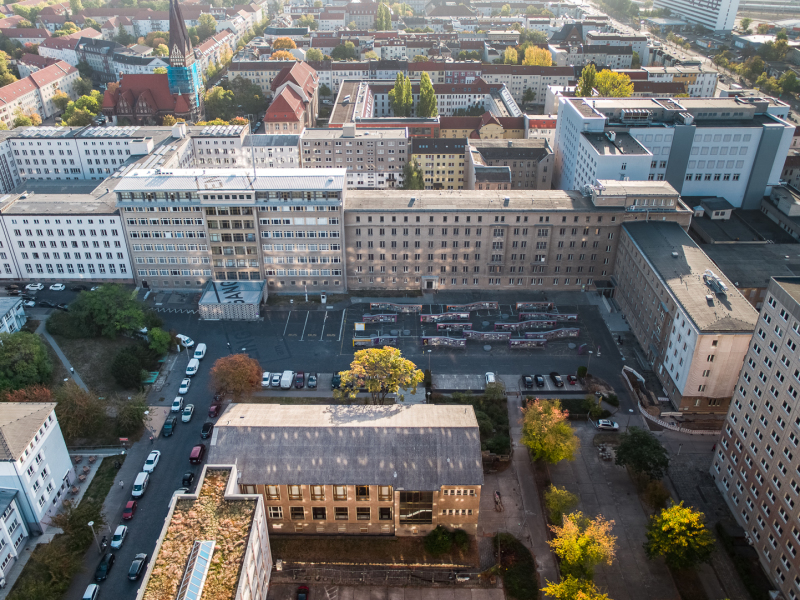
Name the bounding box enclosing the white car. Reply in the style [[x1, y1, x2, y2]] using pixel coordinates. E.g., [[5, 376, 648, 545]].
[[171, 396, 184, 412], [176, 334, 194, 348], [90, 286, 100, 291], [22, 300, 35, 307], [25, 283, 43, 291], [178, 378, 191, 394], [270, 372, 281, 387], [596, 419, 619, 431], [485, 372, 496, 385], [262, 372, 270, 388], [49, 283, 65, 291], [110, 525, 127, 549], [182, 404, 194, 423], [143, 450, 161, 473]]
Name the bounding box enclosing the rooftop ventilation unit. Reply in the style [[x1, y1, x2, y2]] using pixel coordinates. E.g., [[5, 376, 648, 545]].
[[703, 269, 728, 295]]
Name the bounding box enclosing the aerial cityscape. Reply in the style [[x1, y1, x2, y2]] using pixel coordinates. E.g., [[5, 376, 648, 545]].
[[0, 0, 799, 598]]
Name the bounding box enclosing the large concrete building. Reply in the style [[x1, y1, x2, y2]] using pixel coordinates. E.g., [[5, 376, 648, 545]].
[[713, 277, 800, 600], [653, 0, 739, 32], [208, 404, 483, 537]]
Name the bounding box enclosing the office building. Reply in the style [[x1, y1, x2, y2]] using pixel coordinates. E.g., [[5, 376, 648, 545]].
[[712, 276, 800, 600], [553, 96, 794, 210], [208, 404, 483, 536], [653, 0, 739, 32]]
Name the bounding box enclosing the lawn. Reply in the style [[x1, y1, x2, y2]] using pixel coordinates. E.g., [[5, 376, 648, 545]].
[[435, 393, 511, 454], [271, 534, 478, 567], [50, 334, 142, 396]]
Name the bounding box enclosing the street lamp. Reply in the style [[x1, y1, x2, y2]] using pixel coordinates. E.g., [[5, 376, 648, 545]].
[[226, 342, 232, 355], [586, 350, 593, 375], [87, 521, 101, 555], [427, 348, 432, 371], [626, 408, 634, 431]]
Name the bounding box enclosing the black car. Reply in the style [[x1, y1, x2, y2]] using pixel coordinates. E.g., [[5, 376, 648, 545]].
[[71, 285, 88, 291], [534, 374, 545, 388], [162, 415, 177, 437], [307, 373, 317, 389], [39, 300, 56, 308], [331, 373, 341, 389], [95, 552, 115, 582], [7, 290, 20, 296], [128, 553, 148, 581], [4, 284, 18, 290], [549, 372, 564, 387], [522, 375, 533, 389], [182, 471, 195, 488], [295, 371, 305, 389], [200, 422, 214, 439], [56, 303, 69, 311]]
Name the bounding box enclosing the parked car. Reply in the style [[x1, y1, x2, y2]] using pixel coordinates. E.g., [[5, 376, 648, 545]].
[[4, 284, 19, 290], [182, 471, 195, 488], [176, 334, 194, 348], [162, 415, 177, 437], [270, 372, 281, 387], [307, 373, 317, 389], [82, 584, 100, 600], [171, 396, 184, 412], [128, 553, 148, 581], [567, 375, 578, 385], [7, 290, 20, 296], [295, 371, 305, 389], [122, 500, 137, 520], [189, 444, 206, 464], [71, 285, 88, 291], [485, 372, 496, 385], [143, 450, 161, 473], [56, 303, 69, 311], [182, 404, 194, 423], [193, 343, 206, 360], [49, 283, 65, 291], [262, 371, 271, 388], [595, 419, 619, 431], [522, 375, 533, 389], [201, 422, 214, 439], [534, 374, 545, 387], [94, 553, 115, 581], [131, 472, 149, 498], [39, 300, 56, 308], [110, 525, 127, 549], [25, 283, 43, 291], [208, 404, 220, 418], [331, 372, 341, 389], [549, 372, 564, 387], [22, 300, 35, 307], [185, 358, 199, 377], [178, 378, 191, 394], [297, 585, 310, 600]]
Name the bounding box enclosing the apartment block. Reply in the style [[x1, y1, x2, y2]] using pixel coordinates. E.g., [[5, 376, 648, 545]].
[[115, 168, 346, 292], [615, 220, 758, 413], [0, 490, 29, 585], [585, 32, 650, 65], [209, 404, 483, 537], [653, 0, 739, 31], [410, 138, 467, 190], [301, 125, 407, 189], [342, 181, 692, 292], [642, 66, 718, 97], [549, 44, 633, 69], [712, 277, 800, 600], [465, 138, 553, 191], [0, 61, 80, 127], [553, 96, 794, 210]]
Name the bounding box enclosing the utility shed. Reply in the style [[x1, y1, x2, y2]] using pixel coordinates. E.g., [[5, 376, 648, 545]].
[[198, 280, 265, 320]]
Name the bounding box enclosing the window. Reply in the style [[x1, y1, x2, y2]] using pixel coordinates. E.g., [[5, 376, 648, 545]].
[[379, 507, 392, 521], [311, 485, 324, 501], [290, 507, 305, 520], [334, 485, 347, 501], [399, 491, 433, 524], [335, 507, 348, 520], [356, 485, 370, 500], [357, 507, 370, 520], [266, 485, 280, 500], [268, 506, 283, 519], [379, 486, 392, 501], [313, 507, 326, 520], [289, 485, 302, 500]]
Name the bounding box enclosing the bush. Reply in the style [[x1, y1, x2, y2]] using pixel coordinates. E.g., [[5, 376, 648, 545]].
[[475, 410, 494, 436], [45, 310, 87, 338], [486, 434, 510, 454], [110, 343, 159, 389], [494, 533, 537, 600], [452, 528, 470, 552], [577, 365, 587, 378], [544, 484, 579, 524], [424, 525, 453, 556], [606, 393, 619, 407]]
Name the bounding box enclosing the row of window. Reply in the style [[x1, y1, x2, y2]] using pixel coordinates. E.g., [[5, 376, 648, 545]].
[[25, 263, 126, 275]]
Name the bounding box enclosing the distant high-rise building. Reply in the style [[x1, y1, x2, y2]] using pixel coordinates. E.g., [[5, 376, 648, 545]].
[[167, 0, 203, 121], [653, 0, 740, 32]]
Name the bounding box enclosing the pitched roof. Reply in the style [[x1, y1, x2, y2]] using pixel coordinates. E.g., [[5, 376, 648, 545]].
[[208, 404, 484, 489], [39, 35, 79, 51], [28, 60, 77, 87], [265, 85, 305, 122], [439, 115, 483, 130], [0, 28, 50, 39], [168, 0, 194, 65], [0, 403, 56, 461], [118, 73, 179, 110], [271, 60, 318, 96]]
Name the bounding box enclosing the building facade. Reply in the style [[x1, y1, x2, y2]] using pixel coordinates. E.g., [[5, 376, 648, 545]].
[[653, 0, 739, 31], [411, 138, 467, 190], [465, 138, 553, 191], [0, 490, 29, 586], [166, 0, 204, 121]]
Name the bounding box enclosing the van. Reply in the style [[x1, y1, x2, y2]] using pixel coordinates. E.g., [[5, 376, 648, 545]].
[[82, 584, 100, 600], [186, 358, 199, 377], [131, 472, 149, 498], [193, 343, 206, 360], [280, 370, 295, 389]]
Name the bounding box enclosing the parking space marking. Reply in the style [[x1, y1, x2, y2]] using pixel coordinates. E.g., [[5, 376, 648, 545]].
[[299, 311, 310, 341], [338, 308, 347, 341], [282, 311, 291, 337]]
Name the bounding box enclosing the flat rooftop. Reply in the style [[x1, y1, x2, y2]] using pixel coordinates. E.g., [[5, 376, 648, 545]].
[[303, 127, 407, 139], [0, 179, 122, 214], [583, 132, 648, 156], [344, 188, 594, 211], [115, 168, 347, 193], [690, 207, 798, 244], [624, 221, 758, 333], [774, 277, 800, 307], [702, 244, 800, 289]]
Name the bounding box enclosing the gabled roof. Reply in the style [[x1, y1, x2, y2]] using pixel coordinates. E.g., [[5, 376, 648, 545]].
[[117, 73, 180, 110], [271, 61, 318, 96], [0, 403, 56, 462], [0, 28, 50, 39], [29, 60, 77, 87], [265, 86, 305, 122]]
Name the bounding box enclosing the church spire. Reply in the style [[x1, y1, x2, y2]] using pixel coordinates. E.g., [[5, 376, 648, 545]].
[[169, 0, 195, 67]]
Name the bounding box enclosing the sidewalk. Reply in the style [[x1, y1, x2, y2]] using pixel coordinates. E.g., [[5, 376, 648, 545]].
[[36, 320, 88, 392]]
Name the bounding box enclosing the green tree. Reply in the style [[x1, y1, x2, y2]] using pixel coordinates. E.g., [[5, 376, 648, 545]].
[[52, 90, 70, 112], [333, 346, 424, 404], [548, 511, 617, 579], [318, 82, 332, 96], [364, 50, 379, 59], [204, 86, 237, 120], [402, 157, 423, 189], [331, 40, 357, 60], [740, 17, 751, 32], [780, 70, 798, 93], [503, 46, 517, 64], [0, 331, 51, 391], [75, 76, 93, 95], [153, 43, 169, 56], [544, 484, 579, 524], [154, 66, 167, 74], [644, 502, 715, 569], [147, 327, 171, 354], [306, 47, 324, 61], [576, 63, 597, 97], [520, 398, 579, 464], [631, 50, 641, 68], [209, 353, 262, 399], [756, 72, 782, 95], [519, 28, 549, 44], [12, 110, 33, 128], [65, 283, 146, 338], [298, 14, 317, 30], [226, 75, 265, 117], [347, 20, 357, 30], [197, 13, 218, 41], [776, 28, 788, 40], [114, 393, 148, 435], [522, 88, 535, 104], [53, 381, 105, 442], [417, 71, 438, 117], [740, 55, 766, 81], [595, 70, 634, 96], [389, 72, 410, 116], [757, 23, 770, 34], [76, 60, 92, 79], [614, 426, 669, 480], [543, 576, 609, 600]]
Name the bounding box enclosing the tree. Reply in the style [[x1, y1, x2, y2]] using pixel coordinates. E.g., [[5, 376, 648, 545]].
[[389, 72, 411, 116], [595, 70, 634, 97], [333, 347, 423, 404], [644, 502, 715, 569], [776, 28, 788, 40], [114, 394, 148, 436], [519, 28, 548, 44], [318, 83, 332, 97], [70, 0, 84, 12], [16, 19, 33, 28], [522, 46, 552, 66], [153, 44, 169, 56], [417, 71, 437, 117], [614, 426, 669, 480], [631, 50, 641, 69], [740, 17, 751, 32], [226, 75, 265, 117], [756, 72, 782, 96], [331, 41, 357, 60], [520, 398, 579, 464], [2, 384, 52, 403], [576, 64, 597, 97], [270, 50, 295, 60], [84, 17, 102, 32], [740, 55, 766, 81], [500, 3, 511, 15], [52, 91, 70, 113], [154, 66, 167, 74], [548, 512, 617, 579], [543, 576, 610, 600], [503, 46, 517, 64], [75, 76, 93, 96], [780, 70, 798, 93], [347, 20, 357, 30], [520, 88, 536, 104], [757, 23, 770, 34], [198, 13, 218, 41], [273, 37, 296, 50], [0, 52, 16, 86], [76, 60, 92, 79], [53, 22, 79, 37], [364, 50, 379, 60], [544, 484, 579, 524], [298, 14, 317, 30], [64, 108, 94, 126], [53, 381, 105, 442], [12, 111, 33, 128], [306, 47, 324, 62], [161, 114, 177, 127], [62, 283, 146, 338], [209, 353, 262, 399], [402, 157, 423, 189], [204, 86, 237, 121], [147, 327, 171, 354], [376, 2, 391, 30]]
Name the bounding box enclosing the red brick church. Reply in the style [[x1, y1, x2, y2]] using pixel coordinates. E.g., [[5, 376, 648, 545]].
[[102, 73, 193, 125]]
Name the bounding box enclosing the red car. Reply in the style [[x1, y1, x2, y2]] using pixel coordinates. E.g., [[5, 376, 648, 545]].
[[190, 444, 206, 464], [208, 404, 220, 418], [567, 375, 578, 385], [122, 500, 137, 520]]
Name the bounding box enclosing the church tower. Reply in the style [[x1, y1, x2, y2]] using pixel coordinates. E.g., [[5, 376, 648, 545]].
[[167, 0, 204, 121]]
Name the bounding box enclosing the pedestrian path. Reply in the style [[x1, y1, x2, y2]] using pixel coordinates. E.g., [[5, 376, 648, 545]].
[[36, 320, 88, 392]]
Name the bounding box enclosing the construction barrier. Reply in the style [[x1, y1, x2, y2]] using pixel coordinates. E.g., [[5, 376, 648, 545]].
[[513, 318, 557, 329], [509, 339, 547, 348], [369, 303, 422, 313], [421, 337, 467, 348], [515, 302, 554, 311], [519, 312, 578, 321], [494, 320, 571, 332], [436, 322, 474, 332], [445, 302, 499, 311], [353, 336, 398, 347], [525, 328, 581, 340], [420, 312, 470, 322], [463, 330, 511, 341], [362, 314, 398, 323]]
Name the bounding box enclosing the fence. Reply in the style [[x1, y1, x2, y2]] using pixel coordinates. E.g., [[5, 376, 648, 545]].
[[420, 313, 471, 323], [361, 314, 398, 323], [636, 400, 720, 436], [519, 312, 577, 322], [509, 339, 547, 349], [494, 320, 570, 332], [436, 322, 474, 332], [152, 307, 198, 314], [513, 318, 557, 329], [421, 337, 467, 348], [369, 303, 421, 313], [515, 301, 554, 311], [525, 328, 580, 340], [271, 567, 483, 587], [463, 330, 511, 341], [353, 336, 398, 347], [446, 302, 499, 311]]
